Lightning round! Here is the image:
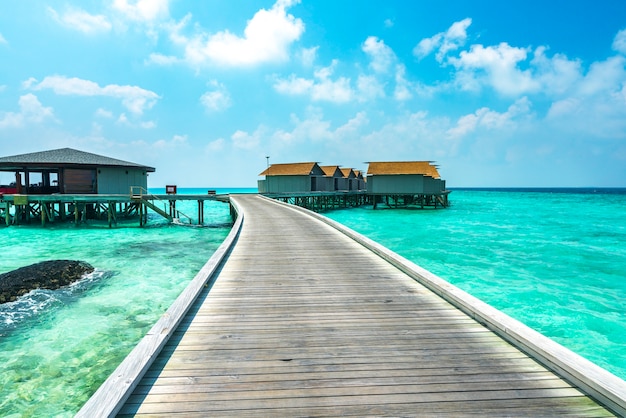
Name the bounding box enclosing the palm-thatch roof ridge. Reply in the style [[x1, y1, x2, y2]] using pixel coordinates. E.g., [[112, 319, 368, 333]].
[[366, 161, 440, 179], [258, 162, 321, 176]]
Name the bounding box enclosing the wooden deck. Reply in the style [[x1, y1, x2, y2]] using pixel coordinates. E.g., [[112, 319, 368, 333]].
[[79, 194, 626, 417]]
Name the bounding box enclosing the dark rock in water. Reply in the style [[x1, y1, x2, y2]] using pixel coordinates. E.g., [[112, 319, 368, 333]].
[[0, 260, 94, 304]]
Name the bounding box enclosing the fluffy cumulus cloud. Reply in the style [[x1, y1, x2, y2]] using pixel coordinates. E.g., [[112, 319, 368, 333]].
[[173, 0, 304, 67], [414, 18, 471, 62], [26, 75, 159, 114], [449, 43, 539, 96], [362, 36, 395, 73], [48, 7, 112, 34], [200, 81, 232, 112], [0, 94, 54, 128]]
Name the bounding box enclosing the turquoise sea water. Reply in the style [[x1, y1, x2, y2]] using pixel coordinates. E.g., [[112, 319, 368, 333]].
[[325, 188, 626, 380], [1, 187, 625, 415], [0, 188, 248, 417]]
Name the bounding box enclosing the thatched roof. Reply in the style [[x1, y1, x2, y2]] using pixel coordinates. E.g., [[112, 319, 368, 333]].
[[319, 165, 343, 177], [0, 148, 155, 172], [340, 168, 356, 178], [366, 161, 440, 179], [259, 162, 322, 176]]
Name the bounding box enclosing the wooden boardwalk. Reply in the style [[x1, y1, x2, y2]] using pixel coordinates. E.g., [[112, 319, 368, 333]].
[[80, 194, 625, 417]]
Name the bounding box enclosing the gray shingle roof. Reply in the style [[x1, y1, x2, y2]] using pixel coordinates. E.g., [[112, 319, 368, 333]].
[[0, 148, 155, 171]]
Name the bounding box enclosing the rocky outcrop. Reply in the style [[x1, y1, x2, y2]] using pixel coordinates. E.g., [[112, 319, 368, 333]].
[[0, 260, 94, 303]]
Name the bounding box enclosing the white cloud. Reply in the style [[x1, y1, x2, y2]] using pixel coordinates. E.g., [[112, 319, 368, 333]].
[[577, 55, 626, 97], [531, 47, 582, 95], [362, 36, 395, 73], [175, 0, 304, 67], [612, 28, 626, 55], [271, 109, 360, 146], [273, 61, 354, 103], [200, 81, 232, 112], [172, 134, 187, 143], [28, 75, 159, 114], [546, 55, 626, 138], [117, 112, 156, 129], [232, 129, 261, 150], [447, 97, 532, 138], [394, 65, 412, 101], [206, 138, 225, 152], [334, 111, 369, 137], [361, 36, 415, 102], [146, 53, 179, 66], [414, 33, 442, 59], [357, 75, 385, 101], [0, 94, 54, 128], [450, 42, 539, 96], [311, 77, 352, 103], [0, 33, 7, 44], [153, 133, 188, 150], [299, 46, 318, 67], [117, 113, 129, 124], [414, 18, 471, 62], [95, 108, 113, 118], [112, 0, 169, 22], [48, 7, 112, 34], [273, 74, 314, 95]]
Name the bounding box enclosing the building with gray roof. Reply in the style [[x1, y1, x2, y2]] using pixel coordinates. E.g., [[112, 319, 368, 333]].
[[0, 148, 155, 195]]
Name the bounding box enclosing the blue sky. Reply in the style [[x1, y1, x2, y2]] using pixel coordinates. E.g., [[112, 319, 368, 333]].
[[1, 1, 626, 187]]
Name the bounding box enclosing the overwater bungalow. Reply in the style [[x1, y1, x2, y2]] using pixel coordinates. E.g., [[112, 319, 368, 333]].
[[258, 162, 326, 193], [366, 161, 449, 208], [0, 147, 154, 195], [0, 148, 167, 227]]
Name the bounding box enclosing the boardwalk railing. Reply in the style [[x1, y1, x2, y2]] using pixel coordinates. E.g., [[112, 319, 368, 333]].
[[76, 199, 244, 418]]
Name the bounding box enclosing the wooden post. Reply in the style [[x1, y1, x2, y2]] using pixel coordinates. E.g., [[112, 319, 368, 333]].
[[2, 202, 9, 226], [198, 200, 204, 225], [108, 201, 113, 228]]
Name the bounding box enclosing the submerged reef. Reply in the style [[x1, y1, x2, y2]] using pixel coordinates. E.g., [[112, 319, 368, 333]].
[[0, 260, 94, 303]]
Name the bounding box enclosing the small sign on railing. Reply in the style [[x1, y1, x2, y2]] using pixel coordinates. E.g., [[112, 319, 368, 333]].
[[166, 185, 177, 195]]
